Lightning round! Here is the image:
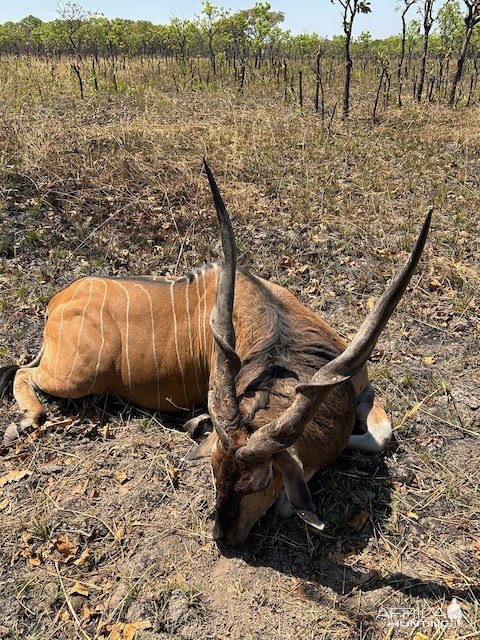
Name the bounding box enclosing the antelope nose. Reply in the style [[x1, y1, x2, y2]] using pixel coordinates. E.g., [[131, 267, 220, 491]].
[[213, 522, 232, 549], [213, 523, 225, 545]]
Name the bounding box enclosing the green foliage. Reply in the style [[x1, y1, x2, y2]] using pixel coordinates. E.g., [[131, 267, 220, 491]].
[[198, 0, 228, 67], [438, 0, 464, 54], [239, 2, 285, 59], [470, 19, 480, 49], [358, 1, 372, 15], [289, 32, 324, 57], [357, 30, 372, 48], [0, 0, 476, 64], [377, 34, 402, 54], [167, 18, 200, 62], [0, 2, 287, 63], [330, 0, 372, 14], [404, 18, 422, 53], [329, 0, 371, 41]]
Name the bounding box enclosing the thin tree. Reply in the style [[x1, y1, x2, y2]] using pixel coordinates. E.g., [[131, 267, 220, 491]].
[[397, 0, 417, 106], [373, 53, 390, 122], [56, 1, 87, 53], [315, 50, 325, 119], [199, 0, 228, 76], [449, 0, 480, 105], [437, 1, 464, 99], [57, 2, 88, 99], [330, 0, 372, 119], [416, 0, 438, 103]]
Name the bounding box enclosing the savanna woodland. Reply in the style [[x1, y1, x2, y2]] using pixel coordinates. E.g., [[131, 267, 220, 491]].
[[0, 0, 479, 638]]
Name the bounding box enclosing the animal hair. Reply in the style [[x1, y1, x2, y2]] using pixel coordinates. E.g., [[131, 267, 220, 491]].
[[235, 270, 340, 425]]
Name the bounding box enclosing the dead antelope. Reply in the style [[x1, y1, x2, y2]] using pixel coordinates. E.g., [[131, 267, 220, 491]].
[[0, 161, 429, 548], [188, 161, 431, 547], [1, 161, 392, 451]]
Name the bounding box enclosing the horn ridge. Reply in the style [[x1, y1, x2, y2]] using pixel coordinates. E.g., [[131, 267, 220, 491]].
[[203, 159, 241, 449]]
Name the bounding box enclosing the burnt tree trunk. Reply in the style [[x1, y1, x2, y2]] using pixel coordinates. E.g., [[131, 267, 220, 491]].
[[449, 2, 480, 106], [71, 63, 84, 99], [398, 1, 416, 107], [315, 51, 325, 120], [343, 27, 353, 119], [416, 0, 435, 103]]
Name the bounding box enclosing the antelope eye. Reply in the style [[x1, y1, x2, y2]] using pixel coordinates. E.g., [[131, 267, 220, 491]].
[[257, 474, 272, 491], [252, 463, 273, 491]]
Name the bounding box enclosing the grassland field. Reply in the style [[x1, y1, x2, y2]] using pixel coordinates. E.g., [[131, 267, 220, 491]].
[[0, 55, 479, 639]]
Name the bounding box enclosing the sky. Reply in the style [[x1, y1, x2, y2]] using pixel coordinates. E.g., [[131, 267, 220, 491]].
[[0, 1, 440, 40]]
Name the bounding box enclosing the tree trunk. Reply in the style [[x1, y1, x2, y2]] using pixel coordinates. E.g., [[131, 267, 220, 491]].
[[449, 19, 475, 106], [208, 36, 216, 76], [315, 52, 325, 120], [343, 30, 353, 119], [373, 67, 387, 122], [416, 27, 431, 103], [398, 13, 408, 107]]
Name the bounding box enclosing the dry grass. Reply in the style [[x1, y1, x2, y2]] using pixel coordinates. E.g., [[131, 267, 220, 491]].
[[0, 55, 479, 639]]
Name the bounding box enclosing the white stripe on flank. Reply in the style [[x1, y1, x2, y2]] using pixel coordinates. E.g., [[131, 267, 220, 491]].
[[135, 282, 161, 408], [196, 271, 208, 395], [185, 277, 202, 398], [67, 279, 93, 391], [203, 265, 219, 388], [111, 280, 132, 394], [54, 280, 84, 380], [170, 281, 188, 407], [87, 280, 108, 394], [201, 269, 208, 371]]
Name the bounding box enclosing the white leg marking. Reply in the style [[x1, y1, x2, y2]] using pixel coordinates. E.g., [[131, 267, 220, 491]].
[[346, 384, 392, 453], [170, 281, 188, 407], [67, 279, 94, 391], [346, 432, 391, 453], [87, 280, 108, 393]]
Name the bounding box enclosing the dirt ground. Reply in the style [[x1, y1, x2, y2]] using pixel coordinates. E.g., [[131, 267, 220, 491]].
[[0, 74, 479, 639]]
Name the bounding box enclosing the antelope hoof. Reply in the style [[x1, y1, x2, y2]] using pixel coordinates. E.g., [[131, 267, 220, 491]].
[[18, 408, 47, 432], [20, 416, 34, 430], [184, 413, 212, 439], [3, 422, 20, 446]]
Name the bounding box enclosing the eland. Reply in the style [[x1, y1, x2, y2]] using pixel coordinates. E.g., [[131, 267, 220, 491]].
[[0, 161, 430, 546]]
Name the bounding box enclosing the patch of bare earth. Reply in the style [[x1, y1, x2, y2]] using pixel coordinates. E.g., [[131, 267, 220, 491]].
[[0, 70, 479, 638]]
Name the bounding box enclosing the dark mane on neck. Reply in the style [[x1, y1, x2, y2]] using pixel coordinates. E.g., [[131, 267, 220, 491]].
[[235, 269, 339, 422]]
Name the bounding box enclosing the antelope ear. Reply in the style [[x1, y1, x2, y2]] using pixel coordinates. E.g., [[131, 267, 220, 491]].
[[186, 431, 217, 460], [184, 413, 212, 439], [273, 451, 325, 532]]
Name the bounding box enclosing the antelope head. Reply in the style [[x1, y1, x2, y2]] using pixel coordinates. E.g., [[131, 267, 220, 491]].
[[193, 159, 431, 547]]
